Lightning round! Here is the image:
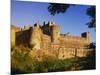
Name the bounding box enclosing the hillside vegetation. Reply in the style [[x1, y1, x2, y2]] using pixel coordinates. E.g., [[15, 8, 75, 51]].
[[11, 45, 95, 74]]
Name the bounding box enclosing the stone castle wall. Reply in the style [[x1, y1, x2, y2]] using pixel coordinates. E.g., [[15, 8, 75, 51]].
[[11, 21, 92, 59], [16, 29, 31, 46], [11, 25, 20, 47], [59, 36, 89, 48]]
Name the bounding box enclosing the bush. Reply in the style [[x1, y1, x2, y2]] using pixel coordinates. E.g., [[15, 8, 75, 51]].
[[11, 46, 35, 74], [11, 46, 96, 74]]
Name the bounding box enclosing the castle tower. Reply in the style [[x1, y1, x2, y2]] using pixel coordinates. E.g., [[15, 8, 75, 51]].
[[11, 25, 20, 47], [29, 23, 42, 50], [81, 32, 90, 46], [51, 24, 60, 43]]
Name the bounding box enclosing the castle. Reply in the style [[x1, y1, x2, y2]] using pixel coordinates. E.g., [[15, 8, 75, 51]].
[[11, 21, 93, 59]]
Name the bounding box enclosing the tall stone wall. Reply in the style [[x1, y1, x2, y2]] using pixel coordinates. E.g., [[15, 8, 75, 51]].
[[11, 25, 20, 47], [41, 34, 51, 50], [58, 48, 94, 59], [16, 29, 31, 46], [60, 32, 90, 48], [15, 24, 43, 50], [11, 22, 92, 60], [81, 32, 90, 46], [51, 25, 60, 43], [29, 24, 42, 50], [35, 46, 94, 60]]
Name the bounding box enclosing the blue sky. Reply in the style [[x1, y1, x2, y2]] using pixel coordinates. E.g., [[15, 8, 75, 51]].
[[11, 0, 96, 42]]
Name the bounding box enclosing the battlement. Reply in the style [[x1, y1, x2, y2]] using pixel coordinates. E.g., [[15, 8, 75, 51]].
[[11, 21, 91, 59]]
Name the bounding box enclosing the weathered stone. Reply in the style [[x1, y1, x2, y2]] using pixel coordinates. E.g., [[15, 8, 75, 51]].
[[11, 21, 93, 59]]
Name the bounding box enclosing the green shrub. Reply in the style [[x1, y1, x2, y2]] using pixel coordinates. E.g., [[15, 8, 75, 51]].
[[11, 46, 95, 74]]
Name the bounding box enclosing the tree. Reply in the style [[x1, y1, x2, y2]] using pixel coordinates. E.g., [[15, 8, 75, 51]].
[[48, 3, 70, 16], [48, 3, 96, 29], [89, 42, 96, 49], [86, 6, 96, 29]]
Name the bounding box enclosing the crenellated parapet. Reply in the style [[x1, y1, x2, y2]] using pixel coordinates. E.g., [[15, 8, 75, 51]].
[[11, 21, 90, 52], [11, 21, 93, 60]]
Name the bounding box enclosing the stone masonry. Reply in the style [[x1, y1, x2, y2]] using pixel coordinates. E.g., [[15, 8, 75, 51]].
[[11, 21, 94, 59]]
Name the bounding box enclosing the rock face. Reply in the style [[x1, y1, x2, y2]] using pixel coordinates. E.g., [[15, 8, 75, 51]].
[[11, 21, 93, 59]]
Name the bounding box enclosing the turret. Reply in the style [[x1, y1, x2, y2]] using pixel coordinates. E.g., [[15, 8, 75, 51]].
[[29, 23, 42, 50], [51, 24, 60, 43], [81, 32, 90, 45], [34, 23, 40, 28], [11, 25, 20, 47], [43, 21, 46, 26]]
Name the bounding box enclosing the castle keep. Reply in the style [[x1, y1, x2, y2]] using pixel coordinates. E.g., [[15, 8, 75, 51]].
[[11, 21, 93, 59]]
